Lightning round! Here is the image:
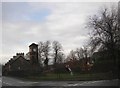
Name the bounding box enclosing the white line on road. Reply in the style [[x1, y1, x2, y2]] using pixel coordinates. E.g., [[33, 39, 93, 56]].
[[67, 81, 105, 86], [67, 82, 88, 86], [72, 84, 79, 86], [19, 81, 39, 84], [3, 82, 12, 86]]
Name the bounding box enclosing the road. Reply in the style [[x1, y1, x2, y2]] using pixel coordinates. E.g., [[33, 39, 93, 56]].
[[1, 76, 119, 88], [0, 76, 2, 88]]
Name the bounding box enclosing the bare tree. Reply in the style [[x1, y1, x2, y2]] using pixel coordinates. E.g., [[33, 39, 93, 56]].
[[75, 48, 84, 60], [67, 50, 77, 61], [52, 41, 62, 64], [38, 41, 50, 67], [43, 41, 50, 67], [66, 46, 92, 62], [75, 46, 92, 60], [38, 41, 44, 66], [118, 2, 120, 24], [56, 52, 65, 64], [88, 6, 120, 66]]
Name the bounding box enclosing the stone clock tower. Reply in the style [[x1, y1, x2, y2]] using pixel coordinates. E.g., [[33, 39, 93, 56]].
[[29, 43, 38, 65]]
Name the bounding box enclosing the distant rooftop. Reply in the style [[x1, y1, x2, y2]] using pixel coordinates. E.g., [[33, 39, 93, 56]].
[[29, 43, 38, 47]]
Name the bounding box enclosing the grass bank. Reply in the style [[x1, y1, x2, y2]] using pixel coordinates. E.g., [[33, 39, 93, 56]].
[[21, 72, 116, 81]]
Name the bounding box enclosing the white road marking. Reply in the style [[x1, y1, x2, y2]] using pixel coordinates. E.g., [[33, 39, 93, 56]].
[[2, 81, 39, 86], [67, 80, 108, 86], [78, 81, 105, 86], [78, 82, 89, 85], [19, 81, 39, 84], [3, 82, 12, 86], [72, 84, 79, 86], [29, 82, 39, 83]]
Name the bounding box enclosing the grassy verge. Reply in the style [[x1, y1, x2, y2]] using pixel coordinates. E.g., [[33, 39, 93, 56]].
[[21, 72, 115, 81]]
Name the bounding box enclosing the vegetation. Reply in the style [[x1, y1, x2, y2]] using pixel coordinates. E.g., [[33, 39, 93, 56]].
[[88, 6, 120, 72], [21, 72, 116, 81]]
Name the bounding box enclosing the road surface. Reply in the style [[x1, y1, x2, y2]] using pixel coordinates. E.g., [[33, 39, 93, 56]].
[[1, 76, 119, 87], [0, 76, 2, 88]]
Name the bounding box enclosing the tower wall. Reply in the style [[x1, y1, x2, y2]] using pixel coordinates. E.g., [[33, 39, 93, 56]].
[[29, 43, 38, 65]]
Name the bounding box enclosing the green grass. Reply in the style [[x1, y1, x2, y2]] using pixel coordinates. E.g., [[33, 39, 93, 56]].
[[22, 72, 115, 81]]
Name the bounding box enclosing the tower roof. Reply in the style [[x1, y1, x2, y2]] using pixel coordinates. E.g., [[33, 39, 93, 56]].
[[29, 43, 38, 47]]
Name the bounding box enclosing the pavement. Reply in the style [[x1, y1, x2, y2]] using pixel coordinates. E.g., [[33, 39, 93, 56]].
[[1, 76, 119, 88]]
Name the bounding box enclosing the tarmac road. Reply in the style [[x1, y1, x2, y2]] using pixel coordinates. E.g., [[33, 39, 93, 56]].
[[1, 76, 119, 88], [0, 76, 2, 88]]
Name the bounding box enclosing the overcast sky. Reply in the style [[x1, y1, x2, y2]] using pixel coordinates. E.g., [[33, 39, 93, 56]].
[[1, 1, 118, 64]]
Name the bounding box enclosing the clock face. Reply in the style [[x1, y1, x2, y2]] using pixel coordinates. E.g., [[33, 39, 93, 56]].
[[33, 48, 36, 52]]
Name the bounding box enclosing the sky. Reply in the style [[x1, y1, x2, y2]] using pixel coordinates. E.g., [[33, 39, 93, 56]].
[[1, 1, 118, 64]]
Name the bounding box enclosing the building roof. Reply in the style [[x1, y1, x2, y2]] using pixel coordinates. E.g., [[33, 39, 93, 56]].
[[29, 43, 38, 47], [5, 54, 30, 66]]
